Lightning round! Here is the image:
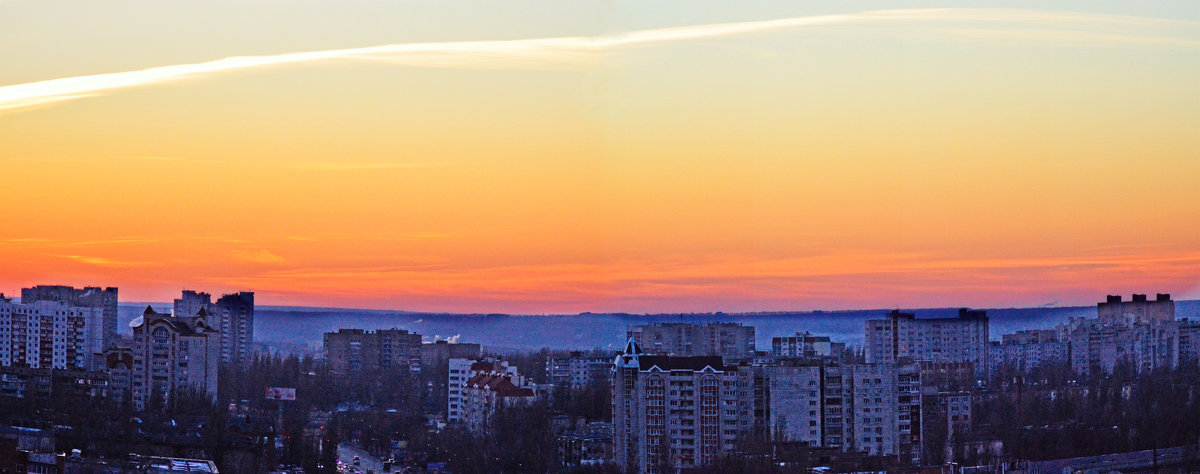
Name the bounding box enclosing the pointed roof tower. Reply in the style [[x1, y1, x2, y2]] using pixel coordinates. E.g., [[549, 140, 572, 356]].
[[615, 337, 645, 369]]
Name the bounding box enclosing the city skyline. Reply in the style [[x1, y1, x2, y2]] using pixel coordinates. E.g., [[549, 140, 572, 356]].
[[3, 0, 1199, 313]]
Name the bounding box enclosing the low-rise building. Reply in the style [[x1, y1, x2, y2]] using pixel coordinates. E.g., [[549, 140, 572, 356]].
[[558, 421, 614, 467]]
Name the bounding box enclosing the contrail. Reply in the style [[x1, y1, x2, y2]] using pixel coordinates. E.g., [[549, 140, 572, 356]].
[[1, 8, 1195, 112]]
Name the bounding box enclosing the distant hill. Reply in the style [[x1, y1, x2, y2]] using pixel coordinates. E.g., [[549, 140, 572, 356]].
[[117, 300, 1200, 352]]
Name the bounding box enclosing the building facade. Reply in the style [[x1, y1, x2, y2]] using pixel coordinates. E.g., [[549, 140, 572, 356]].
[[1097, 294, 1175, 325], [771, 331, 844, 359], [460, 368, 536, 434], [988, 329, 1070, 376], [767, 361, 922, 462], [0, 297, 105, 371], [130, 306, 220, 410], [20, 285, 118, 350], [448, 358, 521, 423], [865, 309, 989, 371], [612, 339, 748, 473], [548, 352, 611, 389], [626, 322, 755, 360], [173, 290, 254, 365], [420, 340, 481, 368], [323, 328, 423, 375]]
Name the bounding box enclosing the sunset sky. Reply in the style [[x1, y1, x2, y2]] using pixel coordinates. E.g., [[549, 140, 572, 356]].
[[2, 1, 1198, 313]]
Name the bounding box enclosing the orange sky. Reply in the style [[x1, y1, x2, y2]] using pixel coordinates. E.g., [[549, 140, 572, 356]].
[[1, 2, 1198, 312]]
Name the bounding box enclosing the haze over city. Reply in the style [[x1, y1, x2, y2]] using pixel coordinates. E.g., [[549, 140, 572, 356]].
[[4, 0, 1199, 314]]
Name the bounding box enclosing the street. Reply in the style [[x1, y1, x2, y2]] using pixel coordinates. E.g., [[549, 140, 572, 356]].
[[337, 442, 385, 474]]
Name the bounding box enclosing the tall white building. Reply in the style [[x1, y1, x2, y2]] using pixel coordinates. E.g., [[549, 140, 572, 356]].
[[447, 358, 521, 424], [612, 339, 749, 473], [20, 285, 118, 350], [767, 361, 922, 462], [865, 309, 989, 371], [0, 297, 105, 370], [626, 322, 755, 360], [130, 306, 220, 410]]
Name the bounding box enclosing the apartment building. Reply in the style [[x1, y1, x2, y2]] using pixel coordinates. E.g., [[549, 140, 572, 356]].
[[20, 285, 118, 350], [988, 329, 1070, 375], [448, 358, 521, 423], [612, 339, 748, 473], [1097, 293, 1175, 325], [173, 290, 255, 365], [767, 361, 922, 462], [1067, 317, 1178, 375], [1180, 319, 1200, 364], [865, 309, 989, 371], [626, 322, 755, 360], [323, 328, 423, 375], [460, 368, 536, 434], [0, 297, 105, 370], [547, 352, 611, 389], [420, 340, 481, 368], [130, 306, 220, 410], [771, 331, 845, 359]]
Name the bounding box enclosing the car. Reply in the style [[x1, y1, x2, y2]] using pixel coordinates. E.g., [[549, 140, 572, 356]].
[[353, 456, 361, 466]]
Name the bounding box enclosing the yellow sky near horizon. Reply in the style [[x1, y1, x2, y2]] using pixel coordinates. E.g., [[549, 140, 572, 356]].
[[1, 1, 1199, 312]]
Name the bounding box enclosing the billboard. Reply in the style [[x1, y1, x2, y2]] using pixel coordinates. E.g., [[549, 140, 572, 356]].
[[265, 387, 297, 400]]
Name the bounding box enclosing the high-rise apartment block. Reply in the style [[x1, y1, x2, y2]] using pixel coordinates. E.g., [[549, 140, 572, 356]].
[[612, 339, 749, 473], [1067, 317, 1178, 375], [771, 331, 844, 359], [1180, 319, 1200, 364], [173, 290, 254, 364], [323, 328, 423, 375], [20, 285, 118, 350], [767, 361, 922, 462], [626, 322, 755, 360], [865, 309, 989, 371], [989, 294, 1185, 377], [547, 352, 611, 389], [0, 297, 106, 370], [420, 340, 482, 368], [988, 329, 1070, 375], [130, 306, 220, 410], [1097, 294, 1174, 325]]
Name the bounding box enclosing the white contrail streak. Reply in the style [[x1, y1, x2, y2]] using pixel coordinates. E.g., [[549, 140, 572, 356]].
[[0, 8, 1195, 113]]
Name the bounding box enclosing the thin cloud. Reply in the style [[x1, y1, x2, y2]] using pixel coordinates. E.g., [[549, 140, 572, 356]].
[[232, 249, 288, 264], [55, 254, 157, 267], [293, 161, 451, 171], [0, 8, 1195, 113]]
